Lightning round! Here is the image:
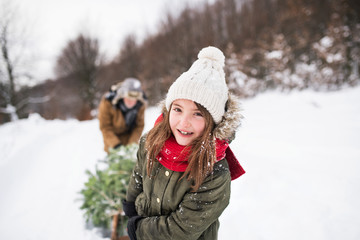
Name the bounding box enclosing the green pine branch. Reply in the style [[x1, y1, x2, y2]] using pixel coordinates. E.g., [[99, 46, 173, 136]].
[[79, 144, 138, 236]]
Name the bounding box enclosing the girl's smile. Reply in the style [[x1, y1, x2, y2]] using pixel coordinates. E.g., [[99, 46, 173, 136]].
[[169, 99, 206, 146]]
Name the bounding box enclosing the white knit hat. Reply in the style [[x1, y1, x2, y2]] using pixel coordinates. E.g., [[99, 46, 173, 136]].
[[165, 46, 228, 124]]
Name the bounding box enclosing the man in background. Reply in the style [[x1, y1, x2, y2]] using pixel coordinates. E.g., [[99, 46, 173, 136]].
[[98, 78, 146, 153]]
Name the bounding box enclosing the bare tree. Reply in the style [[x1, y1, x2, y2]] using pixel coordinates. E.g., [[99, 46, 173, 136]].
[[0, 1, 36, 122], [116, 34, 141, 79], [0, 1, 24, 121], [55, 33, 103, 110]]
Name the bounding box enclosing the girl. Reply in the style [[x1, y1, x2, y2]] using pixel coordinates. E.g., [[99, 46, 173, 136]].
[[122, 46, 245, 240]]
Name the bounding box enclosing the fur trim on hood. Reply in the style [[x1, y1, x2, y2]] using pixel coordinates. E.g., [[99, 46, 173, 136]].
[[159, 93, 243, 141], [213, 93, 243, 141]]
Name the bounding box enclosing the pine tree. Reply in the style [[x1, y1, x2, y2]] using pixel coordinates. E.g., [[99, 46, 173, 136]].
[[79, 144, 138, 238]]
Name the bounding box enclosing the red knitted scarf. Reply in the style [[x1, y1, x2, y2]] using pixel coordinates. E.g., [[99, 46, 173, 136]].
[[157, 135, 228, 172], [154, 114, 245, 180]]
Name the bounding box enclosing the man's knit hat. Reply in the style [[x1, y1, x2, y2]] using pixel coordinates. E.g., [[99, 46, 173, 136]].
[[111, 78, 143, 105], [165, 46, 228, 124]]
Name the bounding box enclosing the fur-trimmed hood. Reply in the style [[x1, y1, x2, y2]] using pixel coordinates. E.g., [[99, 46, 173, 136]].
[[213, 93, 243, 141], [159, 93, 243, 141]]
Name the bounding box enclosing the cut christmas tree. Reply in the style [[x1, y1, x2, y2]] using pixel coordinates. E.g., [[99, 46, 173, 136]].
[[79, 144, 138, 239]]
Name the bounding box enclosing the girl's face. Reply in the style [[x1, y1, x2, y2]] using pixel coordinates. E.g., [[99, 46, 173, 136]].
[[169, 99, 206, 146]]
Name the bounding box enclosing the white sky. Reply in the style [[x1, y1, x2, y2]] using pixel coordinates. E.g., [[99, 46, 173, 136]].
[[2, 0, 207, 84]]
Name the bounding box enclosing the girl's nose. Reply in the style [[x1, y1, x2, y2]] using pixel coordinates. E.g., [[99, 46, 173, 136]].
[[179, 115, 191, 128]]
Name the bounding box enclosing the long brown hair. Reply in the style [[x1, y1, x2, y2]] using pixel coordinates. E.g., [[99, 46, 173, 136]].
[[145, 102, 216, 191]]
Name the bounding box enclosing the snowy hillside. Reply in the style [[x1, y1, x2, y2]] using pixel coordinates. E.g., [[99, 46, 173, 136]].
[[0, 87, 359, 240]]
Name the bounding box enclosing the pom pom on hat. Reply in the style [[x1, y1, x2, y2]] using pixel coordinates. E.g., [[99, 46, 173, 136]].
[[198, 46, 225, 68], [166, 46, 228, 124]]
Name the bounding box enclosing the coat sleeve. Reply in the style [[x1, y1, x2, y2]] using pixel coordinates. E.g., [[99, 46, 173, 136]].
[[126, 137, 146, 202], [128, 104, 145, 144], [98, 98, 121, 149], [135, 164, 231, 240]]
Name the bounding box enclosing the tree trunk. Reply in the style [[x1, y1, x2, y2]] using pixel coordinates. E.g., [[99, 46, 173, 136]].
[[111, 214, 129, 240], [118, 236, 130, 240], [111, 214, 119, 240]]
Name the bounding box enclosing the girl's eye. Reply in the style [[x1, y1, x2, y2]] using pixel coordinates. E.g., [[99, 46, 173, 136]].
[[173, 107, 181, 112], [194, 112, 203, 117]]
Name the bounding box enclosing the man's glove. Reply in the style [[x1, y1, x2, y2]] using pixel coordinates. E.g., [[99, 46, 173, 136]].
[[114, 143, 122, 149]]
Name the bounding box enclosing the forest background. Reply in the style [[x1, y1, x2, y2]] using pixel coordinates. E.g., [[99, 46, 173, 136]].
[[1, 0, 359, 123]]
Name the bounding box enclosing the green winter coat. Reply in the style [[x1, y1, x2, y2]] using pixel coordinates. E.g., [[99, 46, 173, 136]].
[[126, 94, 242, 240]]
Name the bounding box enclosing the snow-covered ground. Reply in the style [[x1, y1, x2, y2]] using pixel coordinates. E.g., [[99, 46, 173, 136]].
[[0, 87, 359, 240]]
